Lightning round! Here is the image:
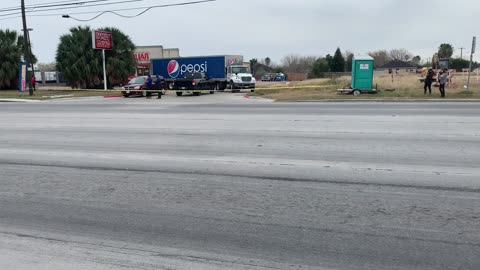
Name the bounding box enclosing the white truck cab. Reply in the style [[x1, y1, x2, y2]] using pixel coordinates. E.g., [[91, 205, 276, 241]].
[[227, 65, 256, 91]]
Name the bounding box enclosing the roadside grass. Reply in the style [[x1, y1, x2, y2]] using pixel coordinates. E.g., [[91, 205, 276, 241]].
[[0, 88, 122, 100], [254, 74, 480, 101], [3, 74, 480, 102]]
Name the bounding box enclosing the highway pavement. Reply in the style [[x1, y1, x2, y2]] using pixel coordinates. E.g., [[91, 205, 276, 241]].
[[0, 93, 479, 269]]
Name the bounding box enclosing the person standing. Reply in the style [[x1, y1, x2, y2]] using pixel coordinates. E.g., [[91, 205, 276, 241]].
[[156, 75, 162, 99], [438, 69, 448, 98], [424, 69, 434, 95], [31, 75, 37, 91], [146, 75, 153, 99]]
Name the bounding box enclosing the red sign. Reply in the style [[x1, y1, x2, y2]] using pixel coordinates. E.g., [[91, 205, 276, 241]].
[[133, 52, 150, 62], [92, 30, 113, 50]]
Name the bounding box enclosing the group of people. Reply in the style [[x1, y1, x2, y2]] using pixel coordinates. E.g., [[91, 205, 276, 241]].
[[423, 69, 448, 98], [145, 74, 163, 99]]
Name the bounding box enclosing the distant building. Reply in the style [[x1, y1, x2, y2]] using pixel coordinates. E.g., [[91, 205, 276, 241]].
[[378, 59, 417, 74], [133, 45, 180, 76]]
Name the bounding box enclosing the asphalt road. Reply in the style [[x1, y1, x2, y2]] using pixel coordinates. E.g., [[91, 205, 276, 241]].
[[0, 94, 479, 269]]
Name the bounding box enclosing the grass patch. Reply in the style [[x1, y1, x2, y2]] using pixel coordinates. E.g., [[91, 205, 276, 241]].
[[0, 89, 121, 100], [254, 75, 480, 101]]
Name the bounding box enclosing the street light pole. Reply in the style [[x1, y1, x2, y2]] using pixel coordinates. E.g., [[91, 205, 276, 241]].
[[21, 0, 34, 96]]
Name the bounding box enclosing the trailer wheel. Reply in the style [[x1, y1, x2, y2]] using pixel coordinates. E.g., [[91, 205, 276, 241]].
[[176, 92, 183, 96], [353, 90, 361, 96]]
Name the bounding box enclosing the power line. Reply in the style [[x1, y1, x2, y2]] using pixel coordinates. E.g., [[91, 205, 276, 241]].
[[0, 0, 143, 17], [0, 0, 215, 21], [0, 0, 113, 13], [63, 0, 215, 21]]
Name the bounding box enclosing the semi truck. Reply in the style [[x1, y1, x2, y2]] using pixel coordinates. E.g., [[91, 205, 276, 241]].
[[151, 55, 256, 92]]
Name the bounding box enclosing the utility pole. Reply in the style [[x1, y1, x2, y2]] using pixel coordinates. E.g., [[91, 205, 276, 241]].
[[460, 47, 465, 60], [466, 37, 476, 92], [21, 0, 34, 96]]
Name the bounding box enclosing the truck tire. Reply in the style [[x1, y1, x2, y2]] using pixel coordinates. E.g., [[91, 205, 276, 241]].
[[218, 83, 225, 92], [230, 81, 239, 92], [176, 92, 183, 96], [210, 91, 215, 94], [123, 93, 130, 98]]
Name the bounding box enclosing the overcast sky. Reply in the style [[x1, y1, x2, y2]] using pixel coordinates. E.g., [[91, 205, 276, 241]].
[[1, 0, 479, 64]]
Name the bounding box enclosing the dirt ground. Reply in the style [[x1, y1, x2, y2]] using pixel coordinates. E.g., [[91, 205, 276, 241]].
[[253, 73, 480, 101]]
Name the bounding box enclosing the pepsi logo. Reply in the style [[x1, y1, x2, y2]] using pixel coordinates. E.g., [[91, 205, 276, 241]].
[[167, 60, 180, 78]]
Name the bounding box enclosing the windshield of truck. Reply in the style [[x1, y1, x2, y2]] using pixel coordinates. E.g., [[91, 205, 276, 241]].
[[231, 67, 250, 74], [128, 77, 146, 85]]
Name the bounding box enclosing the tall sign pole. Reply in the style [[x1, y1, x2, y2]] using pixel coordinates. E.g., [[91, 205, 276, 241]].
[[92, 30, 113, 90], [21, 0, 33, 96], [102, 49, 107, 90], [467, 36, 476, 91]]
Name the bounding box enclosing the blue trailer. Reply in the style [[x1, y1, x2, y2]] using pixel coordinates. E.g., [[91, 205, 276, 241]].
[[151, 55, 256, 93]]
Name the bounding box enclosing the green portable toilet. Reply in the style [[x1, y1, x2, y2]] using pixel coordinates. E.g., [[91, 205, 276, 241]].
[[351, 55, 374, 91]]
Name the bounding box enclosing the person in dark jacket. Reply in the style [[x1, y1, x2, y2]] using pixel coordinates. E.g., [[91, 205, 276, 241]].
[[146, 75, 153, 99], [438, 69, 448, 98], [156, 75, 162, 99], [424, 69, 434, 95]]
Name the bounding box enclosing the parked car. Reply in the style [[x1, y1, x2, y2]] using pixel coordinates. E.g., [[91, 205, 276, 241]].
[[275, 73, 286, 81], [261, 73, 273, 81], [121, 76, 164, 97]]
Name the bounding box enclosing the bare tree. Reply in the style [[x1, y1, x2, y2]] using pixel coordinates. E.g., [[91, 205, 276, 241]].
[[265, 57, 271, 67], [37, 62, 57, 72], [281, 54, 317, 73], [344, 50, 354, 72], [368, 50, 391, 68], [389, 48, 412, 61]]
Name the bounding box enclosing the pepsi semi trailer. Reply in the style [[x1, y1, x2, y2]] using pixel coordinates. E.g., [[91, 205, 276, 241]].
[[151, 55, 256, 91]]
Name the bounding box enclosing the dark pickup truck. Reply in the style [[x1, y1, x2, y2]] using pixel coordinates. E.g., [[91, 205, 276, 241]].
[[164, 72, 215, 96]]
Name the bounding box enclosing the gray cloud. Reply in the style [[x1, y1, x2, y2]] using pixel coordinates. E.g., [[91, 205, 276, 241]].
[[1, 0, 479, 64]]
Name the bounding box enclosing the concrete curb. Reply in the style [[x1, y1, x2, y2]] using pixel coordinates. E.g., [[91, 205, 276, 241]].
[[291, 99, 480, 103], [0, 99, 41, 103]]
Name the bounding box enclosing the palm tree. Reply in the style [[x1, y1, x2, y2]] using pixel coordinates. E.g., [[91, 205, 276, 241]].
[[56, 26, 100, 88], [249, 58, 258, 75], [0, 29, 22, 90], [56, 26, 135, 89], [17, 35, 38, 64], [438, 43, 454, 59]]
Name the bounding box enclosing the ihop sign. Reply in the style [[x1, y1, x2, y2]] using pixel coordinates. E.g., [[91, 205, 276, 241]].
[[134, 52, 150, 62]]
